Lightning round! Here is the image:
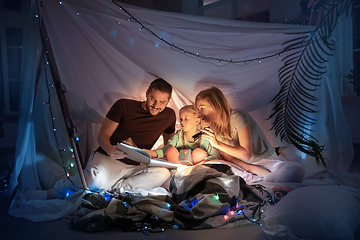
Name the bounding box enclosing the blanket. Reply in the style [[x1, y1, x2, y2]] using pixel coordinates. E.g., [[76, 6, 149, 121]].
[[70, 164, 268, 234]]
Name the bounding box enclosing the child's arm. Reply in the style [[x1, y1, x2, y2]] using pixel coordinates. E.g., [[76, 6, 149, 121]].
[[143, 149, 158, 158], [203, 139, 219, 161]]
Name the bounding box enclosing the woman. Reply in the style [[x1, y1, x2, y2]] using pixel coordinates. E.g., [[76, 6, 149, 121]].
[[195, 87, 305, 183]]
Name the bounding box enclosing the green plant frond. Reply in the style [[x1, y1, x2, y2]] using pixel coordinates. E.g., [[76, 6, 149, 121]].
[[313, 35, 334, 56], [298, 64, 322, 80], [269, 0, 355, 166], [308, 41, 330, 63], [286, 103, 316, 123], [301, 54, 327, 72], [297, 66, 324, 82], [293, 83, 318, 101], [293, 75, 320, 90], [285, 114, 314, 132], [289, 91, 318, 109], [295, 74, 322, 88]]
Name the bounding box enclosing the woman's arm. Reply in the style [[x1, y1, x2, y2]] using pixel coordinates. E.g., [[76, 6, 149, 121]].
[[201, 126, 252, 161], [202, 126, 269, 176], [220, 152, 270, 176]]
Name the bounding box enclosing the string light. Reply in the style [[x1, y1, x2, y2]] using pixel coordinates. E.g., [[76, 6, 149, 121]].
[[39, 36, 84, 194], [109, 1, 303, 67]]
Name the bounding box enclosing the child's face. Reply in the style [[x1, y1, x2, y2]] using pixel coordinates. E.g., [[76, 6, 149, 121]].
[[179, 110, 200, 132]]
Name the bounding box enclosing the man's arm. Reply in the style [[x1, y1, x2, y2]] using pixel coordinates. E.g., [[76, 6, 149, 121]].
[[98, 117, 127, 159]]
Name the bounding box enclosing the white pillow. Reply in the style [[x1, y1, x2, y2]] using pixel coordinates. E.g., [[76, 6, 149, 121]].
[[261, 185, 360, 240]]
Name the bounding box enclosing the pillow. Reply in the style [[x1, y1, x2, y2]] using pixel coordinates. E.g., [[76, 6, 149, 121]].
[[261, 185, 360, 240]]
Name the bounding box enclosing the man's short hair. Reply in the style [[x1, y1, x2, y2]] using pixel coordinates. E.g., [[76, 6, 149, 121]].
[[148, 78, 172, 97]]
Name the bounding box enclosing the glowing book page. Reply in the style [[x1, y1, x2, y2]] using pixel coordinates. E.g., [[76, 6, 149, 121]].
[[117, 142, 184, 169]]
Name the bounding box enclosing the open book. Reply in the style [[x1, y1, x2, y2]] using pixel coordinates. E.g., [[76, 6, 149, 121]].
[[117, 142, 184, 169]]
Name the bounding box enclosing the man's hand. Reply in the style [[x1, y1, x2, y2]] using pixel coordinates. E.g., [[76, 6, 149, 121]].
[[107, 145, 127, 160]]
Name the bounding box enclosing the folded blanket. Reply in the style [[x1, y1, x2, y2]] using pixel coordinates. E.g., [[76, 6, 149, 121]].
[[70, 164, 265, 233]]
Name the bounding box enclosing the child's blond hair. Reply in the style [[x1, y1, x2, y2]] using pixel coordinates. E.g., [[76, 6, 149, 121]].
[[179, 105, 197, 116]]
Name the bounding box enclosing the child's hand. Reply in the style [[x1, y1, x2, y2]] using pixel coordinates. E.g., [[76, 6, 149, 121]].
[[143, 149, 157, 158]]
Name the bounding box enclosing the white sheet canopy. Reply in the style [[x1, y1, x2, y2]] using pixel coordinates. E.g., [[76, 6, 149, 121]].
[[8, 0, 354, 221]]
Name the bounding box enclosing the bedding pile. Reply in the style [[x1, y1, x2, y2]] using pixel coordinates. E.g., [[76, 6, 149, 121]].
[[70, 164, 268, 233]]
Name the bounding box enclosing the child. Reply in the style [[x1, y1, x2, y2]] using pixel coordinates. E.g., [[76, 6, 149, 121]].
[[146, 105, 217, 165]]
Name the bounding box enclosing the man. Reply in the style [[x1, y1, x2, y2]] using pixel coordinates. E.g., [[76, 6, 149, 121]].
[[48, 78, 176, 199]]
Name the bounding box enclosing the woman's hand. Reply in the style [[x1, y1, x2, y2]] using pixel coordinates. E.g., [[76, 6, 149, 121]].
[[107, 145, 127, 160], [201, 127, 219, 148]]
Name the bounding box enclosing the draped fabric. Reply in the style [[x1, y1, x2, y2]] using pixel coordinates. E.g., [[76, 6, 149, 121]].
[[70, 164, 257, 232], [8, 0, 353, 222]]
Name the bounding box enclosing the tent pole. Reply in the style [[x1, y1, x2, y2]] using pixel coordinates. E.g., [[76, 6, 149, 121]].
[[39, 19, 88, 190]]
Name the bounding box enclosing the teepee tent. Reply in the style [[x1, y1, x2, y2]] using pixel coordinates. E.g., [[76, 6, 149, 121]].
[[7, 0, 354, 224]]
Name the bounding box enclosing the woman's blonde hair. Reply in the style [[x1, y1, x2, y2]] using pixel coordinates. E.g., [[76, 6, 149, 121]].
[[195, 87, 231, 139]]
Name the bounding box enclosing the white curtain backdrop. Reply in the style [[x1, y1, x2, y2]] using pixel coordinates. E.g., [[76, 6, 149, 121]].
[[8, 0, 354, 221]]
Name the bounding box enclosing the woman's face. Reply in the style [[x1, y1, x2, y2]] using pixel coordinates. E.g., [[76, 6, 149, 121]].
[[196, 98, 215, 126]]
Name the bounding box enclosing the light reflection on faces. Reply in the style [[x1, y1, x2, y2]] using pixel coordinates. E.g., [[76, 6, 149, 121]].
[[196, 98, 215, 126], [179, 110, 200, 133], [145, 89, 171, 116]]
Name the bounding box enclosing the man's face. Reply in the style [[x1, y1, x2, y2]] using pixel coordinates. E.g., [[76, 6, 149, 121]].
[[145, 89, 171, 116]]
